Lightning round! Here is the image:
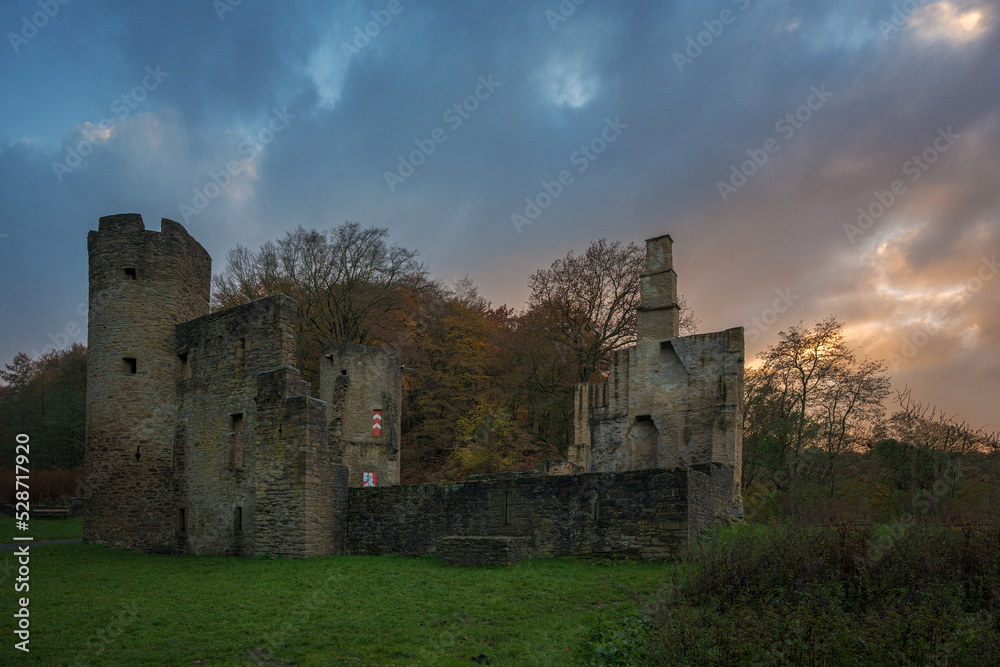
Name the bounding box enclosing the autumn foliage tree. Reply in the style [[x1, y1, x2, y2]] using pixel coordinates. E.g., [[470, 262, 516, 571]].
[[402, 282, 502, 478], [212, 222, 427, 381]]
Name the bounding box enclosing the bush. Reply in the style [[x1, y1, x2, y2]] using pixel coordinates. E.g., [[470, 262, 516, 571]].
[[578, 611, 647, 666], [643, 522, 1000, 666]]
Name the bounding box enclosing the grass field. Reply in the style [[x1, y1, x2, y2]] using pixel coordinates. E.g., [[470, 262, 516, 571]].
[[0, 522, 671, 666], [4, 518, 996, 665]]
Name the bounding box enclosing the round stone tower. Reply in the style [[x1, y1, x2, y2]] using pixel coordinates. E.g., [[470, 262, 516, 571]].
[[84, 214, 211, 552]]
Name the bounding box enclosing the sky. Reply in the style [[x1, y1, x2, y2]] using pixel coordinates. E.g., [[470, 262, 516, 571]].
[[0, 0, 997, 430]]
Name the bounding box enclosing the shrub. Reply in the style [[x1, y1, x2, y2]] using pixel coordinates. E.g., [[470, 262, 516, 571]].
[[643, 522, 1000, 665], [578, 611, 647, 666]]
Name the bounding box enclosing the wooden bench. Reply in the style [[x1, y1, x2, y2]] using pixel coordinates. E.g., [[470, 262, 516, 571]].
[[30, 508, 71, 519]]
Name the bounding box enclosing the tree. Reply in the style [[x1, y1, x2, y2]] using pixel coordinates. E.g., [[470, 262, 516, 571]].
[[816, 357, 891, 496], [527, 239, 644, 383], [880, 388, 998, 508], [0, 345, 87, 469], [676, 294, 700, 336], [743, 317, 891, 498], [212, 222, 427, 380], [494, 306, 578, 459], [450, 402, 531, 476], [741, 365, 803, 492], [403, 283, 502, 478]]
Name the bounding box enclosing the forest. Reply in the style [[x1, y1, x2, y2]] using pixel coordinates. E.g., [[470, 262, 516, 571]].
[[1, 222, 997, 521]]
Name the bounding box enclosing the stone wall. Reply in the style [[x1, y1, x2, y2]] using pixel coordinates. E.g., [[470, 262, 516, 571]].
[[345, 467, 735, 561], [440, 536, 533, 566], [253, 367, 349, 557], [687, 463, 738, 539], [173, 295, 298, 556]]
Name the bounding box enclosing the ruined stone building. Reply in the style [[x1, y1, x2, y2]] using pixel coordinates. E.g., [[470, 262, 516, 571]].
[[84, 214, 400, 557], [570, 234, 745, 515], [84, 215, 743, 563]]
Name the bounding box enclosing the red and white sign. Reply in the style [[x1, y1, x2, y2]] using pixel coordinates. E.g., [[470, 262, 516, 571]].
[[372, 409, 382, 436], [362, 471, 377, 487]]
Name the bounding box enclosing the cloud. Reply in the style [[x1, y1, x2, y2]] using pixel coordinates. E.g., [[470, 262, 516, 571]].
[[909, 1, 994, 44], [538, 54, 600, 109], [2, 0, 1000, 428]]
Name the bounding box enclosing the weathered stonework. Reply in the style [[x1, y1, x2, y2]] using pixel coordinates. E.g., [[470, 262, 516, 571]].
[[440, 536, 533, 566], [84, 217, 741, 561], [569, 234, 745, 517], [319, 344, 402, 487], [346, 465, 734, 561], [84, 214, 210, 553], [85, 215, 353, 557]]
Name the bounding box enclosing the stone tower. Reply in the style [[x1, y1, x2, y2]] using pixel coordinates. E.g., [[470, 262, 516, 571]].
[[320, 344, 403, 487], [84, 214, 211, 552]]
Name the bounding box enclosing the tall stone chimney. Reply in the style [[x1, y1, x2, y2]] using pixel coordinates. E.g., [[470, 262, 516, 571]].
[[635, 234, 679, 341]]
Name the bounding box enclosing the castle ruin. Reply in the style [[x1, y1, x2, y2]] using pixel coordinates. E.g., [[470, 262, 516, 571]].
[[570, 234, 745, 515], [84, 214, 743, 563]]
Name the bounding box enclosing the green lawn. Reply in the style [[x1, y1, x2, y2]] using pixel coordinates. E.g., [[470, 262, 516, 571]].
[[1, 515, 83, 542], [0, 542, 672, 666]]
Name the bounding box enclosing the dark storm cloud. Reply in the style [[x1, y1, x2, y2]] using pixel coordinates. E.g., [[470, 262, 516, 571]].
[[0, 0, 997, 426]]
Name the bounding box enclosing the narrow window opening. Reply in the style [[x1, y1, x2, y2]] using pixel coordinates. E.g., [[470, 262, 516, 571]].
[[178, 352, 190, 380], [502, 492, 511, 526], [235, 338, 246, 362], [173, 423, 186, 471], [122, 357, 137, 374], [177, 508, 187, 537], [233, 507, 243, 533], [123, 268, 136, 280], [230, 413, 244, 469], [134, 446, 141, 461], [340, 369, 347, 376]]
